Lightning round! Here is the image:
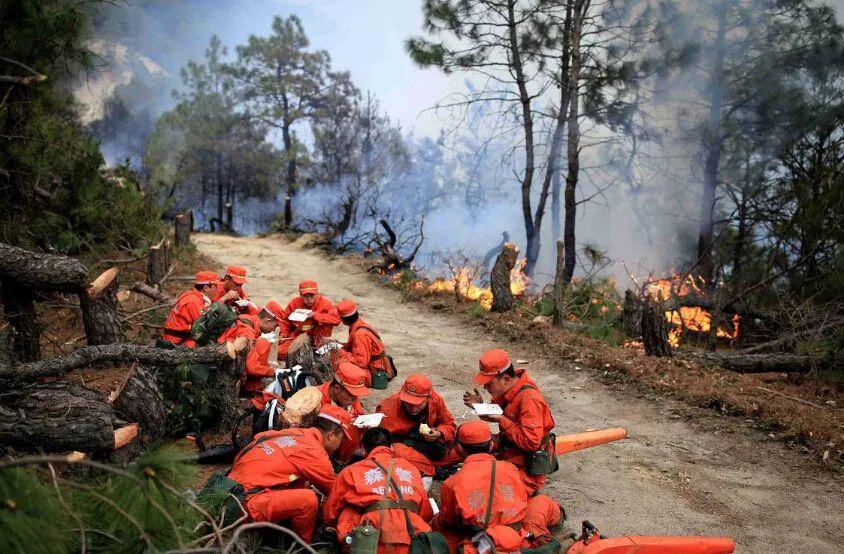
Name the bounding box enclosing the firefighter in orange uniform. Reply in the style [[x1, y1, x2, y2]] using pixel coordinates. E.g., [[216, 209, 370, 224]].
[[324, 426, 435, 553], [436, 421, 562, 554], [243, 300, 285, 404], [336, 299, 394, 379], [215, 311, 259, 344], [214, 265, 259, 315], [278, 280, 340, 357], [160, 271, 219, 347], [317, 361, 371, 464], [463, 349, 555, 494], [226, 404, 349, 542], [377, 374, 456, 461]]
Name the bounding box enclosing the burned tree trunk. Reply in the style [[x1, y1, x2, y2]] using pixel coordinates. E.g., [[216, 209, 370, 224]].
[[175, 211, 192, 247], [0, 280, 40, 362], [111, 364, 167, 442], [80, 268, 124, 346], [641, 295, 672, 357], [0, 381, 115, 452], [553, 240, 566, 326], [621, 289, 643, 338], [491, 243, 519, 312], [145, 238, 171, 286]]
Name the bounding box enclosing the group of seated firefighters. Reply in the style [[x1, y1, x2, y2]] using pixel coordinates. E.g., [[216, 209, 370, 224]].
[[160, 266, 563, 554]]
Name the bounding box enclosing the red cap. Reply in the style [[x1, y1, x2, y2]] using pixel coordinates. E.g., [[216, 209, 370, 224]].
[[474, 349, 512, 385], [317, 404, 353, 439], [194, 271, 220, 286], [399, 374, 431, 406], [457, 420, 492, 445], [263, 300, 284, 321], [337, 299, 358, 318], [299, 280, 319, 295], [335, 362, 370, 397], [226, 266, 248, 284]]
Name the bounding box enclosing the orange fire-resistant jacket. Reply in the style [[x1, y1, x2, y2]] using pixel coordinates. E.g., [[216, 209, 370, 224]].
[[216, 314, 260, 344], [244, 334, 276, 392], [324, 445, 434, 550], [161, 289, 210, 346], [437, 453, 528, 531], [279, 295, 340, 344], [377, 390, 457, 442], [339, 317, 391, 377], [213, 284, 260, 315], [318, 381, 365, 462], [227, 427, 336, 494], [392, 443, 436, 477]]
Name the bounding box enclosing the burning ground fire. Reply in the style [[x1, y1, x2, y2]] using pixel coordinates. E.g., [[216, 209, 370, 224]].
[[645, 274, 740, 347]]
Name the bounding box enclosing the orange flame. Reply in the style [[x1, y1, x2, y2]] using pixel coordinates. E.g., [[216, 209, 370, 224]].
[[426, 259, 531, 310]]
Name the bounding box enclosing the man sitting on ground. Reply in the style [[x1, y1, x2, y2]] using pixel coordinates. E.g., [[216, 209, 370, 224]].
[[317, 361, 371, 464], [336, 299, 394, 380], [243, 300, 286, 406], [279, 280, 340, 358], [160, 271, 220, 347], [436, 420, 562, 554], [324, 426, 435, 553], [214, 265, 259, 315], [226, 404, 349, 543], [377, 374, 456, 461]]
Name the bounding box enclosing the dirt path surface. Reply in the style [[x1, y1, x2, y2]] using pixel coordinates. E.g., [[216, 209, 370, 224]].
[[195, 233, 843, 553]]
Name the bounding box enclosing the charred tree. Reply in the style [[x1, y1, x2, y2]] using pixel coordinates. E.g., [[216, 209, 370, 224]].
[[0, 280, 40, 362], [491, 243, 519, 312], [641, 295, 672, 357], [621, 289, 643, 338], [80, 268, 124, 346]]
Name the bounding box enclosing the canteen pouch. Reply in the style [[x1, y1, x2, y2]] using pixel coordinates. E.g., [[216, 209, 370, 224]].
[[349, 522, 380, 554], [371, 370, 389, 390], [526, 433, 559, 476], [410, 531, 450, 554]]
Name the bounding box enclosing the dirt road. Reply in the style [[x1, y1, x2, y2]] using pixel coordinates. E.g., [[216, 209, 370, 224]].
[[195, 233, 843, 553]]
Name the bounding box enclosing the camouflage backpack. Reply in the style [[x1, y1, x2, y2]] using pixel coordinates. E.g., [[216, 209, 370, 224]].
[[191, 301, 237, 346]]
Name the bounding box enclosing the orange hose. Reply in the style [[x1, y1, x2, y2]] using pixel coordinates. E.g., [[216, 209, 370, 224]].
[[555, 427, 627, 455]]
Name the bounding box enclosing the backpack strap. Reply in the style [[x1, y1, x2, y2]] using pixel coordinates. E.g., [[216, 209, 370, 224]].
[[373, 459, 418, 541], [356, 325, 388, 362], [360, 500, 420, 514], [483, 460, 497, 529]]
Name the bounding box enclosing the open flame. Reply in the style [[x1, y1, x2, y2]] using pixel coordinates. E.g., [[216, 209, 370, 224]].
[[426, 258, 531, 309], [646, 274, 740, 347]]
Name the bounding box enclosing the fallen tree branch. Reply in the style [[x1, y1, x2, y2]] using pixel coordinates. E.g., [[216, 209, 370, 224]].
[[682, 351, 832, 373], [737, 316, 844, 354], [755, 386, 829, 410], [131, 281, 174, 303]]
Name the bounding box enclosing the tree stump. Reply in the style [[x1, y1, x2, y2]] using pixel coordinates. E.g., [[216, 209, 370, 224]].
[[553, 240, 566, 326], [80, 268, 124, 345], [0, 381, 115, 452], [641, 295, 672, 357], [621, 289, 643, 338], [0, 279, 40, 362], [111, 364, 167, 442], [145, 238, 171, 286], [175, 211, 192, 247], [490, 242, 519, 312], [225, 202, 234, 231]]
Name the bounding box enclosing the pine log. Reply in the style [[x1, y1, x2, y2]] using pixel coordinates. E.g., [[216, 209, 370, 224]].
[[175, 213, 191, 247], [642, 295, 672, 357], [0, 242, 88, 291], [0, 381, 115, 452], [0, 279, 40, 362], [131, 281, 172, 303], [80, 267, 124, 345], [684, 351, 830, 373], [110, 364, 167, 441], [146, 239, 171, 286], [0, 342, 242, 382], [621, 289, 643, 338], [491, 242, 518, 312]]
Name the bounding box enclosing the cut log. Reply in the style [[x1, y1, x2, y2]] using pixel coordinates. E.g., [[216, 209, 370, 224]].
[[491, 242, 518, 312], [641, 294, 672, 357], [0, 279, 40, 362], [113, 424, 139, 449], [0, 381, 114, 452], [621, 289, 643, 338], [684, 351, 830, 373], [131, 281, 173, 303], [0, 342, 245, 382], [111, 364, 167, 441], [80, 267, 124, 345], [175, 211, 192, 247], [145, 238, 171, 286], [282, 386, 322, 428], [0, 242, 88, 291], [552, 240, 566, 326]]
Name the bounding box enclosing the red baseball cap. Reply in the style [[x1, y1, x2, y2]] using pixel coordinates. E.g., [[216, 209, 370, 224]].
[[457, 420, 492, 445], [194, 271, 220, 285], [474, 349, 512, 385], [337, 299, 358, 318], [399, 374, 431, 406], [262, 300, 284, 322], [317, 404, 353, 439], [226, 266, 248, 284], [299, 280, 319, 295], [335, 362, 370, 397]]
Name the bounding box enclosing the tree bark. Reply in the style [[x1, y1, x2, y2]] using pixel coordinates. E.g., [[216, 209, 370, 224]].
[[111, 364, 167, 442], [80, 268, 124, 346], [552, 240, 567, 326], [1, 279, 40, 362], [641, 295, 672, 357], [0, 242, 88, 291], [0, 342, 240, 382], [175, 211, 191, 247], [0, 381, 114, 453], [621, 289, 643, 338], [145, 238, 170, 286], [491, 243, 519, 312]]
